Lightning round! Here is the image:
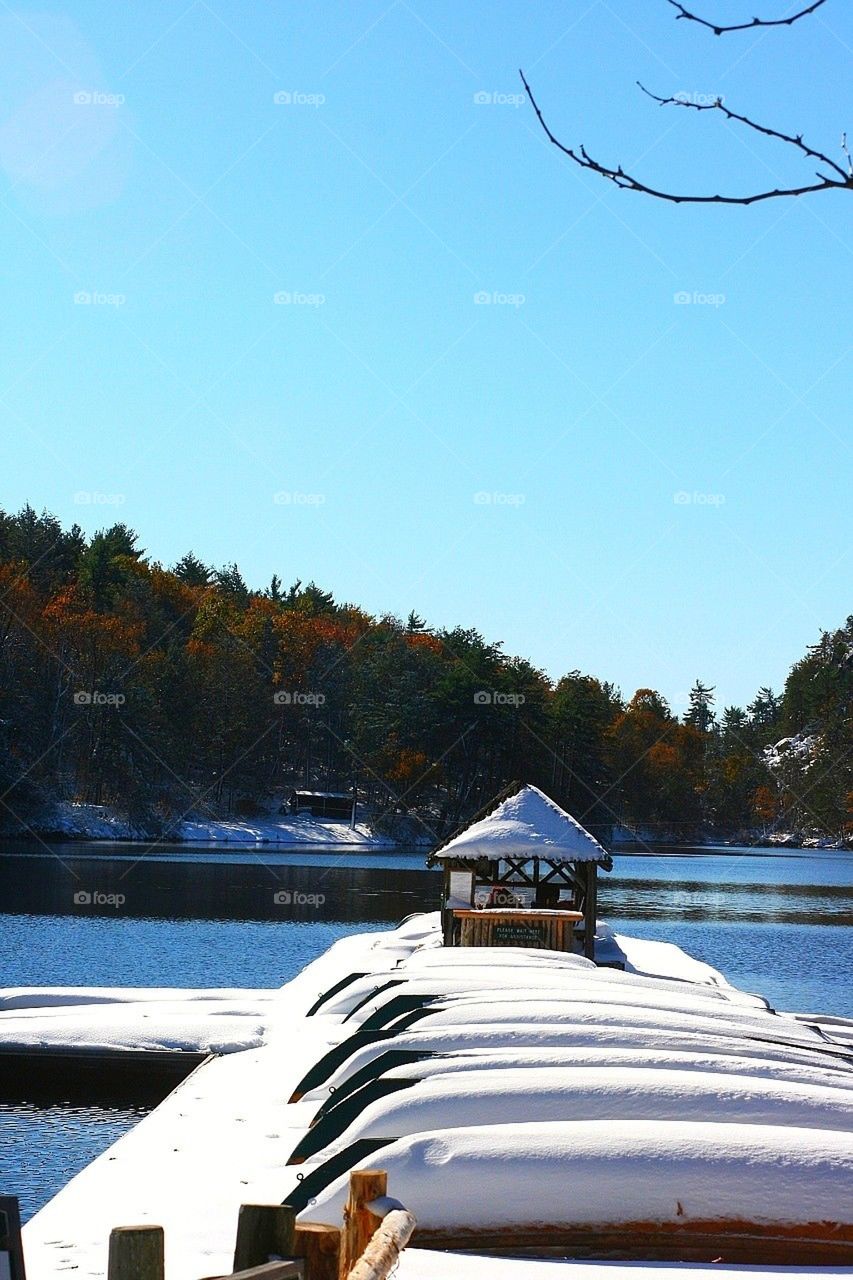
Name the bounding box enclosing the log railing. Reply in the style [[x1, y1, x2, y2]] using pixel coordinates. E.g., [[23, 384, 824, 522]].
[[343, 1173, 416, 1280], [94, 1169, 415, 1280]]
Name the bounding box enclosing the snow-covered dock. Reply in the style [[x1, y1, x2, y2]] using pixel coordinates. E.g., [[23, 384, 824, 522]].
[[17, 789, 853, 1276], [0, 987, 274, 1055], [19, 913, 853, 1277]]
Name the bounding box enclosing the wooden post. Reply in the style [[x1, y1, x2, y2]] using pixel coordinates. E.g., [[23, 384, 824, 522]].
[[0, 1196, 26, 1280], [340, 1171, 385, 1278], [584, 865, 597, 960], [233, 1205, 296, 1273], [292, 1223, 341, 1280], [107, 1226, 164, 1280]]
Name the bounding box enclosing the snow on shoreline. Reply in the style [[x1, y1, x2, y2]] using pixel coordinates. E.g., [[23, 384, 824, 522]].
[[10, 803, 848, 852], [12, 802, 401, 848]]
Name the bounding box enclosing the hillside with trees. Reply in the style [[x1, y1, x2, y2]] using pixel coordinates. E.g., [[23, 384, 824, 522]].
[[0, 505, 850, 847]]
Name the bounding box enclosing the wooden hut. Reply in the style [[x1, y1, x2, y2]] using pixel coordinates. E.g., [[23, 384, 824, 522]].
[[428, 782, 612, 959], [285, 790, 355, 820]]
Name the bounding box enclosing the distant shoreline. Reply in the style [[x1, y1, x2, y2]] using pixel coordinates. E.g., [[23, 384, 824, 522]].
[[0, 802, 409, 851]]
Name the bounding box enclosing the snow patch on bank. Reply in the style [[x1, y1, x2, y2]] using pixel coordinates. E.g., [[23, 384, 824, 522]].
[[31, 802, 398, 847]]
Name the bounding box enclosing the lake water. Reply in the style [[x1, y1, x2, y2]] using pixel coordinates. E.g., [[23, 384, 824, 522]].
[[1, 841, 850, 1220]]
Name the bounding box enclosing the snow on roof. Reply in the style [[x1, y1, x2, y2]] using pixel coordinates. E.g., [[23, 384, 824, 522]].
[[429, 784, 612, 867]]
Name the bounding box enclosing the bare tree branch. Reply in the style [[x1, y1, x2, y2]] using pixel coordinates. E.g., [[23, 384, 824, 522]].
[[519, 68, 852, 205], [669, 0, 828, 35], [638, 83, 850, 182]]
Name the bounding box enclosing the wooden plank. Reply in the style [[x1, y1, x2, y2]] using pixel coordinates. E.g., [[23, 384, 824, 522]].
[[292, 1224, 340, 1280], [233, 1206, 296, 1273], [341, 1171, 386, 1279], [201, 1262, 304, 1280], [107, 1226, 164, 1280]]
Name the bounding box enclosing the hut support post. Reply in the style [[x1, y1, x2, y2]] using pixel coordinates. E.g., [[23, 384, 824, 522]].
[[583, 864, 597, 960]]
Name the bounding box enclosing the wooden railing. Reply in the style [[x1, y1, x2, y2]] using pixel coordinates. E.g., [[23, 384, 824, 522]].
[[341, 1171, 416, 1280], [98, 1169, 414, 1280]]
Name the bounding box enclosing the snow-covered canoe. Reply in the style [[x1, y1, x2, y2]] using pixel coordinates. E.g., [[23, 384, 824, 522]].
[[299, 1119, 853, 1264], [287, 1063, 853, 1171]]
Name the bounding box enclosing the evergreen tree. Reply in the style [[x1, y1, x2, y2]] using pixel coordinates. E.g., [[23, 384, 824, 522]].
[[173, 552, 211, 587], [684, 680, 716, 733], [214, 563, 249, 606]]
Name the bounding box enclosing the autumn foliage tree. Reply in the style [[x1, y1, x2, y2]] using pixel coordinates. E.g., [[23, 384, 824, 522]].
[[0, 505, 849, 845]]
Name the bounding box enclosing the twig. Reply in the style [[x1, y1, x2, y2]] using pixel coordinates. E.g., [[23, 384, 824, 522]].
[[638, 82, 849, 182], [669, 0, 827, 35], [519, 68, 851, 205]]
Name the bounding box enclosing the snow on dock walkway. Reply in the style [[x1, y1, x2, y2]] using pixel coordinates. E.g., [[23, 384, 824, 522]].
[[0, 988, 275, 1055], [21, 914, 853, 1279]]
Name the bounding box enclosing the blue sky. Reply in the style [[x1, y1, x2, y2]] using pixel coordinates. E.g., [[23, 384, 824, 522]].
[[1, 0, 850, 713]]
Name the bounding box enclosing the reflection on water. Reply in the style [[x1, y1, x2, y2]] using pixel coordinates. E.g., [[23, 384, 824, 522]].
[[602, 852, 853, 927], [602, 850, 853, 1018], [2, 1101, 148, 1222]]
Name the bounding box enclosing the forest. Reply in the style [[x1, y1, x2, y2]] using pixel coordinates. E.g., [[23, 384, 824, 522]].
[[0, 505, 850, 846]]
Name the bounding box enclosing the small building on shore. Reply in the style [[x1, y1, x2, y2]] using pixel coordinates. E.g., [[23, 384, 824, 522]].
[[285, 790, 355, 820], [428, 782, 612, 958]]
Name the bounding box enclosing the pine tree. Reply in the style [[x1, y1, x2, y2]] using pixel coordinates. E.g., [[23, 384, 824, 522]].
[[173, 552, 211, 587], [214, 563, 249, 606], [684, 680, 716, 733]]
